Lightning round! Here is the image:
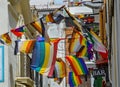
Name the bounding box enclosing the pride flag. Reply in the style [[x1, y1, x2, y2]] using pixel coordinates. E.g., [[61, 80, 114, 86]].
[[31, 21, 42, 33], [0, 33, 12, 45], [87, 30, 108, 59], [31, 37, 60, 76], [45, 13, 55, 23], [55, 58, 66, 78], [11, 26, 26, 37], [69, 72, 82, 87], [69, 30, 93, 59], [66, 55, 88, 75], [69, 31, 82, 53], [19, 40, 36, 53]]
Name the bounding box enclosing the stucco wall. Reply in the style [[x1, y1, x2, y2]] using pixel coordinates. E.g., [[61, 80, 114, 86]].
[[0, 0, 9, 87], [0, 1, 18, 87]]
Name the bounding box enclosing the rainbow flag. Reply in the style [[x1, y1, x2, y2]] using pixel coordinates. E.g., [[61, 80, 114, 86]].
[[55, 58, 66, 78], [69, 31, 93, 59], [66, 55, 88, 75], [87, 30, 108, 59], [0, 33, 12, 45], [19, 40, 36, 53], [69, 72, 82, 87], [31, 37, 60, 76], [11, 26, 25, 37], [69, 31, 82, 53], [45, 13, 55, 23], [31, 21, 42, 33]]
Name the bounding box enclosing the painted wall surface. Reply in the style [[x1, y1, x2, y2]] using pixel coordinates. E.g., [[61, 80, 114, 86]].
[[0, 0, 9, 87], [0, 1, 18, 87]]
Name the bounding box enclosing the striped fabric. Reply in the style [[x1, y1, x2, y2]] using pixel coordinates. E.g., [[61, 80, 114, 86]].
[[11, 26, 25, 37], [19, 40, 36, 53], [55, 58, 66, 78], [69, 72, 82, 87], [31, 21, 42, 33], [88, 30, 108, 59], [69, 31, 93, 59], [31, 37, 60, 76], [66, 55, 88, 75], [69, 31, 81, 53], [0, 33, 12, 45], [45, 13, 55, 23]]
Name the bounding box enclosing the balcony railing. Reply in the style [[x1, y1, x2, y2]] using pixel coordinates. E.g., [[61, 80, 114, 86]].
[[15, 53, 34, 87]]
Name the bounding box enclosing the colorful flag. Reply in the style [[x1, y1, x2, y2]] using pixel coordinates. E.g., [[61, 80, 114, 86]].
[[66, 55, 88, 75], [31, 37, 60, 76], [87, 30, 108, 59], [31, 21, 42, 33], [0, 39, 5, 44], [19, 40, 36, 53], [55, 58, 66, 78], [0, 33, 12, 45], [69, 72, 82, 87], [11, 26, 25, 37], [45, 13, 55, 23], [69, 30, 82, 53], [69, 30, 93, 59]]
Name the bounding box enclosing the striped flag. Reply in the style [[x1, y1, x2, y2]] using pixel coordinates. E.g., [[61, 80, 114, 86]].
[[11, 26, 25, 37], [69, 30, 93, 59], [31, 37, 60, 76], [45, 13, 55, 23], [66, 55, 88, 75], [19, 40, 36, 53], [87, 30, 108, 59], [55, 58, 66, 78], [31, 21, 42, 33], [0, 33, 12, 45], [69, 72, 82, 87]]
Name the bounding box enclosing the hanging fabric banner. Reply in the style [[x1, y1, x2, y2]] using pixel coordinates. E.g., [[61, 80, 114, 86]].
[[31, 37, 61, 76], [66, 55, 88, 75], [11, 26, 26, 37], [0, 32, 12, 45], [69, 71, 82, 87]]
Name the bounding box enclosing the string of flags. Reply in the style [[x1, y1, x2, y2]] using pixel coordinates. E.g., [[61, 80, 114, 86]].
[[0, 6, 108, 86]]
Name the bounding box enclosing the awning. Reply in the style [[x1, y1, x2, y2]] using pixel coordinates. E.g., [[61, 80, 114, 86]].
[[68, 6, 93, 15]]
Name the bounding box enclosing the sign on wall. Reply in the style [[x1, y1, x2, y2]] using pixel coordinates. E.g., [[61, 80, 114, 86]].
[[0, 46, 4, 82], [92, 69, 106, 77]]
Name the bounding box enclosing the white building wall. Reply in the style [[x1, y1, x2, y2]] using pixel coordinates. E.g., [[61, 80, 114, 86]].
[[0, 0, 9, 87], [0, 0, 18, 87]]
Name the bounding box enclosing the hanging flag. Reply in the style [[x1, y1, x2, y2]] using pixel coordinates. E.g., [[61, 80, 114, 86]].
[[45, 13, 55, 23], [0, 32, 12, 45], [69, 72, 82, 87], [69, 30, 93, 59], [69, 30, 82, 53], [11, 26, 25, 37], [0, 39, 5, 44], [66, 55, 88, 75], [54, 14, 64, 24], [14, 40, 20, 55], [55, 58, 66, 78], [31, 21, 42, 33], [87, 30, 108, 59], [19, 40, 36, 53], [31, 37, 60, 76]]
